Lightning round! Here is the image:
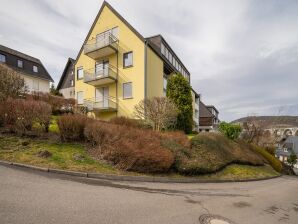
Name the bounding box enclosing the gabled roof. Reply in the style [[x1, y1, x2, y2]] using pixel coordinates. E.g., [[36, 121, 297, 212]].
[[206, 105, 219, 113], [57, 58, 75, 90], [74, 1, 145, 64], [0, 44, 53, 82], [200, 101, 214, 118]]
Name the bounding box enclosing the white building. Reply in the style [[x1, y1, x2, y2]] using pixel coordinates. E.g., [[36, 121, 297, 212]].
[[0, 44, 53, 92]]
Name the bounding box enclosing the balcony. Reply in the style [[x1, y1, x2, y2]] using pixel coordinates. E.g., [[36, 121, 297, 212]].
[[84, 66, 117, 86], [84, 33, 118, 59], [84, 96, 117, 112]]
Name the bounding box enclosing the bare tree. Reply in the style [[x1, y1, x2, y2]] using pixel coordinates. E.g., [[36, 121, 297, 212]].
[[0, 63, 28, 101], [134, 97, 178, 131]]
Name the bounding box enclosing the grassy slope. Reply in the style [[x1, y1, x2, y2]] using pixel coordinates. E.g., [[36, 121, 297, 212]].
[[200, 164, 279, 180], [0, 135, 118, 174], [0, 134, 280, 180]]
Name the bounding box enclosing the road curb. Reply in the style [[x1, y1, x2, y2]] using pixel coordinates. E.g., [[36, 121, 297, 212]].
[[12, 162, 49, 172], [49, 168, 87, 177], [0, 160, 282, 183]]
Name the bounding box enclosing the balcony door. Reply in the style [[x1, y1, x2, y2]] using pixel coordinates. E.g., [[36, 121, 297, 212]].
[[95, 87, 109, 108], [95, 61, 109, 78]]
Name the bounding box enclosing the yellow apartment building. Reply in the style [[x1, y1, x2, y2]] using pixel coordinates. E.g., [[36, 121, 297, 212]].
[[75, 1, 200, 129]]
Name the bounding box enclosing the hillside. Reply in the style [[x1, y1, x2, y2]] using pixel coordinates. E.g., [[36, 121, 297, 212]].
[[232, 116, 298, 128]]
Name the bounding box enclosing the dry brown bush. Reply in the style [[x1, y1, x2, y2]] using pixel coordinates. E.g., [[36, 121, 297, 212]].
[[1, 98, 52, 135], [160, 131, 190, 148], [85, 121, 174, 173], [57, 114, 89, 141], [27, 92, 75, 114], [0, 63, 28, 101]]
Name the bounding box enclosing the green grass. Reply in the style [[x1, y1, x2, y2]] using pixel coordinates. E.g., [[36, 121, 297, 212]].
[[187, 133, 196, 139], [200, 164, 279, 180], [0, 135, 118, 174], [49, 115, 59, 134]]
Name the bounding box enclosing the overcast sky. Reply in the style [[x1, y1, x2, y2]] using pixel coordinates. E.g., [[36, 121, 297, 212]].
[[1, 0, 297, 121]]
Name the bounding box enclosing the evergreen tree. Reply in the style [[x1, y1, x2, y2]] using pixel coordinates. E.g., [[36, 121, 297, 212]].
[[166, 73, 193, 133]]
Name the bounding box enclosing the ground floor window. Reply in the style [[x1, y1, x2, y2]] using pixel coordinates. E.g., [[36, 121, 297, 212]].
[[77, 91, 84, 104], [123, 82, 132, 99]]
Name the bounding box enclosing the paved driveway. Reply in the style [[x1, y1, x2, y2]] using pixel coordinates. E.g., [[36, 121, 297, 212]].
[[0, 165, 297, 224]]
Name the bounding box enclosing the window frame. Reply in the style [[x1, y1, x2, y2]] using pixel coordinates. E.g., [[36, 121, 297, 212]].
[[17, 59, 23, 68], [123, 82, 133, 99], [33, 65, 38, 73], [77, 67, 84, 80], [123, 51, 133, 68], [0, 54, 6, 63], [77, 91, 84, 105]]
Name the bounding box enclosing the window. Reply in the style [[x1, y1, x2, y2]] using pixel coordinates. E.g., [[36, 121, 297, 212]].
[[169, 52, 173, 64], [165, 48, 169, 60], [123, 82, 132, 99], [70, 80, 74, 87], [161, 43, 165, 55], [17, 60, 23, 68], [33, 80, 39, 91], [163, 76, 167, 96], [77, 91, 84, 104], [123, 52, 133, 68], [33, 65, 38, 73], [0, 54, 6, 62], [77, 67, 83, 80]]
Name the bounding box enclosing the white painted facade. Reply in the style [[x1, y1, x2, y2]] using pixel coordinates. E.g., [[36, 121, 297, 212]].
[[59, 87, 75, 99], [22, 74, 50, 93]]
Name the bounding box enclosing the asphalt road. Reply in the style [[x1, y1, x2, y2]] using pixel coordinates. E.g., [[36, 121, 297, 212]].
[[0, 165, 298, 224]]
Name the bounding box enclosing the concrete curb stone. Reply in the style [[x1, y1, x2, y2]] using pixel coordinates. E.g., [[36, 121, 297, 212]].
[[0, 160, 282, 183], [48, 168, 87, 177], [12, 162, 49, 172]]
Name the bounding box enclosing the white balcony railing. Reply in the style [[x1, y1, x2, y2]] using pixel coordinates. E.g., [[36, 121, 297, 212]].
[[84, 66, 117, 83], [84, 33, 118, 55], [84, 96, 117, 111]]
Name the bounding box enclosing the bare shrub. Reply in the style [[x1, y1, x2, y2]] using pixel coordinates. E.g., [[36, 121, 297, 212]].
[[57, 114, 88, 141], [85, 121, 174, 173], [35, 101, 52, 132], [0, 63, 28, 101], [160, 131, 190, 148], [110, 116, 149, 129], [134, 97, 178, 131], [28, 92, 75, 114], [1, 98, 51, 135]]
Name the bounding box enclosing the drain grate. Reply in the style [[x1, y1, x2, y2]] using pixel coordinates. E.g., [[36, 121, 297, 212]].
[[199, 214, 236, 224]]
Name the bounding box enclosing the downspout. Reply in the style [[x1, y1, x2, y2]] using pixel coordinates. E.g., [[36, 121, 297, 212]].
[[144, 40, 148, 117]]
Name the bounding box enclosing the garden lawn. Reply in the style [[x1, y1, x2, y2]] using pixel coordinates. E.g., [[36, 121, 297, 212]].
[[200, 164, 279, 180], [0, 135, 118, 174]]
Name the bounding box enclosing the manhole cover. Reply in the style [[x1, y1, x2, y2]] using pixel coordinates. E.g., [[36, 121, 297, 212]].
[[199, 214, 236, 224]]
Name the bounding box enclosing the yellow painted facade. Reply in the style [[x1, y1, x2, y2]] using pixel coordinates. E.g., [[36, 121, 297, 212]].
[[75, 4, 146, 120], [74, 2, 199, 127], [146, 47, 164, 99]]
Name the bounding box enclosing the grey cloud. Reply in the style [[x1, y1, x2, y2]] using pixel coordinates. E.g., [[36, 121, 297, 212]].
[[1, 0, 297, 121]]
